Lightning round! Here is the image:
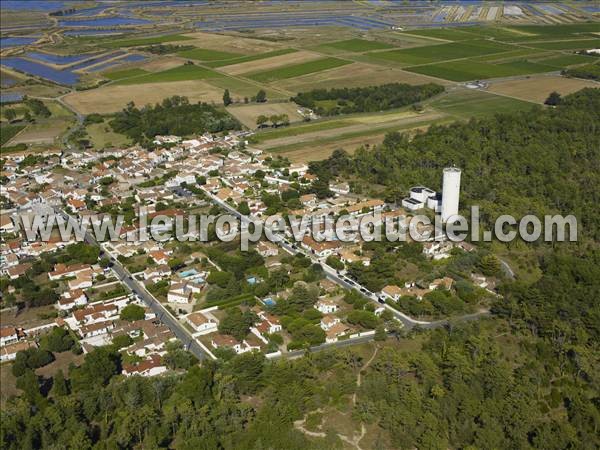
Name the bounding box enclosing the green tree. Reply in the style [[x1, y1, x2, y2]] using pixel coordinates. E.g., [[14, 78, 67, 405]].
[[51, 369, 69, 397], [223, 89, 232, 106], [255, 89, 267, 103], [256, 115, 268, 128], [120, 304, 146, 322], [545, 91, 562, 106], [3, 108, 16, 122], [374, 325, 387, 341]]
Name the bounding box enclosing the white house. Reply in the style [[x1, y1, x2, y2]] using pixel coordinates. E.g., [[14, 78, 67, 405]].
[[315, 299, 338, 314], [0, 327, 18, 347], [185, 312, 218, 333]]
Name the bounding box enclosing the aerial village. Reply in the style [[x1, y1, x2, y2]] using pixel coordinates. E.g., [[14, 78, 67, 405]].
[[0, 131, 499, 375]]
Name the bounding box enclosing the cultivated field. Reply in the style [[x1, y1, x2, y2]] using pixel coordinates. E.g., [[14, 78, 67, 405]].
[[245, 57, 352, 83], [112, 64, 223, 85], [226, 102, 304, 128], [180, 31, 283, 54], [204, 49, 297, 68], [219, 50, 320, 76], [273, 62, 451, 92], [177, 48, 243, 62], [139, 56, 187, 72], [315, 38, 395, 53], [63, 80, 228, 114], [487, 75, 600, 103]]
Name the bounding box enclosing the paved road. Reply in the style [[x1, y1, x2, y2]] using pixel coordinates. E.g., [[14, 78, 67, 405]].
[[55, 208, 211, 361]]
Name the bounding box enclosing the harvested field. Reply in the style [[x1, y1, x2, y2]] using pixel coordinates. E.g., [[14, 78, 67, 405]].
[[63, 80, 228, 114], [226, 102, 304, 128], [205, 48, 297, 68], [487, 75, 599, 103], [316, 38, 395, 53], [205, 76, 287, 100], [180, 31, 282, 54], [8, 118, 73, 145], [260, 110, 444, 151], [219, 50, 321, 76], [139, 56, 187, 72], [274, 62, 451, 92]]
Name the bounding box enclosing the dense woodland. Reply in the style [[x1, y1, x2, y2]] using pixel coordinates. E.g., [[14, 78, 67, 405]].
[[109, 96, 241, 145], [2, 90, 599, 449], [291, 82, 444, 116]]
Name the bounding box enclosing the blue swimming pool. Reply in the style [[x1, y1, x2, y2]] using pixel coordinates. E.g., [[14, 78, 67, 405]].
[[261, 298, 277, 307], [180, 269, 199, 277]]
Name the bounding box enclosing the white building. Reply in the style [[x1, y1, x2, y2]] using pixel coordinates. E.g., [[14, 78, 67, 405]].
[[441, 167, 461, 223], [315, 299, 338, 314], [185, 312, 218, 333]]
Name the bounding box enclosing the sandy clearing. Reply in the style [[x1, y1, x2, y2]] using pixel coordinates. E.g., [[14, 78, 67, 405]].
[[487, 75, 599, 103], [273, 62, 451, 92], [220, 51, 321, 76], [63, 80, 227, 114], [226, 102, 304, 128]]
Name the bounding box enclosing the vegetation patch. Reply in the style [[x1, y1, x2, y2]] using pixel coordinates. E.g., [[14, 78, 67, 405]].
[[109, 95, 240, 145], [292, 82, 444, 116]]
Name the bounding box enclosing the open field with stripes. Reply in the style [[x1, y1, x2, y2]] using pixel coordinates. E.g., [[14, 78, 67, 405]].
[[1, 0, 598, 156]]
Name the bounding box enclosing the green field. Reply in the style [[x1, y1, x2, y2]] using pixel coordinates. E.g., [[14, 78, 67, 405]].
[[526, 39, 600, 50], [245, 57, 352, 83], [253, 119, 353, 143], [405, 58, 556, 82], [538, 54, 596, 67], [101, 34, 194, 49], [430, 89, 536, 118], [204, 48, 297, 68], [401, 28, 479, 41], [317, 38, 395, 52], [103, 68, 149, 80], [0, 124, 25, 145], [177, 48, 243, 61], [113, 64, 223, 85], [369, 40, 515, 66]]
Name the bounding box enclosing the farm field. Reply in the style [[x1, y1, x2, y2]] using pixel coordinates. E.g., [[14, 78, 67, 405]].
[[204, 49, 297, 68], [367, 40, 515, 67], [273, 62, 450, 92], [405, 59, 557, 82], [103, 68, 149, 81], [7, 117, 73, 146], [63, 80, 228, 114], [100, 34, 194, 49], [429, 89, 536, 117], [525, 39, 600, 50], [487, 75, 600, 104], [252, 119, 354, 143], [226, 102, 305, 128], [315, 38, 395, 53], [245, 57, 353, 83], [179, 31, 284, 54], [204, 76, 286, 101], [177, 48, 243, 62], [111, 64, 224, 85], [218, 51, 320, 76]]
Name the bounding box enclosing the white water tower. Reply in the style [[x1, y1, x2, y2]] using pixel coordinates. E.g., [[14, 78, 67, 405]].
[[441, 167, 461, 223]]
